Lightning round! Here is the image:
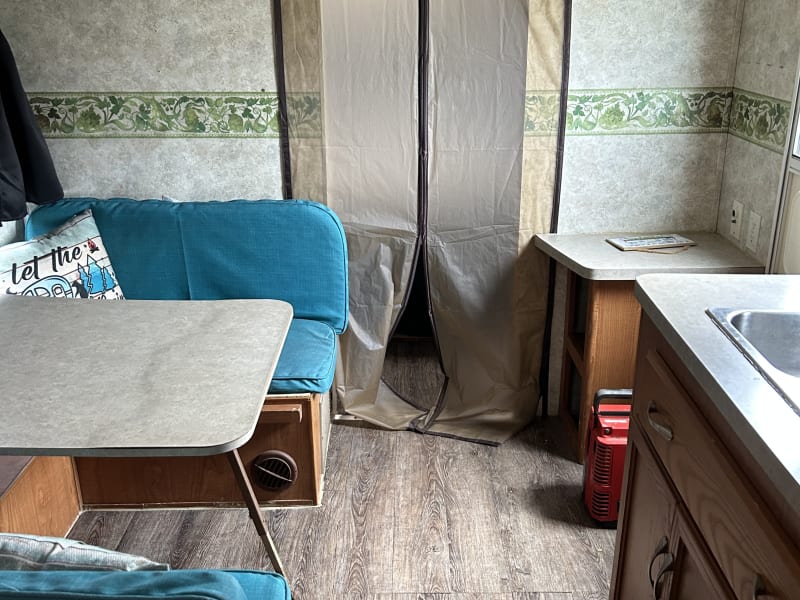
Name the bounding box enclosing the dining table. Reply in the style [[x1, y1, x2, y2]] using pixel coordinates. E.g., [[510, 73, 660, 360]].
[[0, 294, 293, 575]]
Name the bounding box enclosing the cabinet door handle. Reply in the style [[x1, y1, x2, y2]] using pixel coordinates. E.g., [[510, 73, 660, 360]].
[[651, 552, 674, 599], [647, 536, 669, 588], [647, 402, 674, 441], [752, 573, 767, 599]]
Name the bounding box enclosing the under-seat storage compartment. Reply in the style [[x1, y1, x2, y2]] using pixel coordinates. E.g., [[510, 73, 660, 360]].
[[75, 393, 327, 507]]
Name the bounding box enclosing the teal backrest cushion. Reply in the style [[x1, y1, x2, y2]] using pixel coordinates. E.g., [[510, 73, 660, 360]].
[[26, 198, 348, 334]]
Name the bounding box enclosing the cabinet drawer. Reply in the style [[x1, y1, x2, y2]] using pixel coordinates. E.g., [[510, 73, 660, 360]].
[[634, 348, 800, 599]]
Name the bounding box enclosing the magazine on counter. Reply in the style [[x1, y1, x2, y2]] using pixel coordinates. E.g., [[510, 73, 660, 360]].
[[605, 234, 696, 251]]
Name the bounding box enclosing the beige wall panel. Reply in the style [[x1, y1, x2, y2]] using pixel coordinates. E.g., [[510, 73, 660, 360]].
[[569, 0, 743, 89], [49, 139, 283, 200], [281, 0, 322, 93], [1, 0, 275, 91], [526, 0, 565, 91], [290, 141, 326, 203], [559, 133, 727, 233], [717, 136, 783, 263], [734, 0, 800, 100]]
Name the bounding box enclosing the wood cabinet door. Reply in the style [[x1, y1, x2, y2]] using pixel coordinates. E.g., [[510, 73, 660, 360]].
[[663, 504, 735, 600], [610, 422, 676, 599]]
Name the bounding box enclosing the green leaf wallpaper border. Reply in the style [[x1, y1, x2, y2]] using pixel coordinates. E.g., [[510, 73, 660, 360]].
[[565, 87, 732, 135], [28, 87, 789, 153], [729, 88, 790, 153], [525, 86, 790, 154], [29, 92, 321, 139]]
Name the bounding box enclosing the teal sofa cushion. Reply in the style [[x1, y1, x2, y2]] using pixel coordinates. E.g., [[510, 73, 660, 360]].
[[27, 199, 190, 299], [0, 569, 290, 600], [26, 198, 348, 334], [26, 198, 349, 394], [273, 319, 336, 394]]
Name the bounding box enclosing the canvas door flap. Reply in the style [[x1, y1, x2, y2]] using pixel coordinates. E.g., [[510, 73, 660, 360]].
[[334, 225, 418, 415], [325, 0, 566, 441], [323, 0, 423, 426], [422, 0, 536, 443]]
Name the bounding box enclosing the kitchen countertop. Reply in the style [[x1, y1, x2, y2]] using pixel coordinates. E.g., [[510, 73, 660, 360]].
[[635, 273, 800, 517], [535, 232, 764, 279]]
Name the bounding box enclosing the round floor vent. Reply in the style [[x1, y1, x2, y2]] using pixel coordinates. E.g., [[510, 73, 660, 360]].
[[250, 450, 298, 491]]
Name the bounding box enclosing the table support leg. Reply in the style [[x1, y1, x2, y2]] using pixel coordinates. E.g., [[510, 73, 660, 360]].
[[226, 449, 286, 576]]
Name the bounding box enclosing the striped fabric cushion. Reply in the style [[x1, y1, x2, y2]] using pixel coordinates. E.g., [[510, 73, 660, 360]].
[[0, 534, 168, 571]]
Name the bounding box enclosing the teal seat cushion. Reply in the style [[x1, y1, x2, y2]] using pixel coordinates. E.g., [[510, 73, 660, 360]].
[[0, 569, 290, 600], [227, 570, 291, 600], [270, 319, 336, 394]]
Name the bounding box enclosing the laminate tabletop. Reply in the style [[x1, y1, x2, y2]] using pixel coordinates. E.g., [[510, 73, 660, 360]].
[[0, 295, 292, 457], [534, 232, 764, 280]]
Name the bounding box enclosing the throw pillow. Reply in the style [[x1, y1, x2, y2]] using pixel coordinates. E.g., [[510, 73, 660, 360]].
[[0, 533, 169, 571], [0, 209, 124, 299]]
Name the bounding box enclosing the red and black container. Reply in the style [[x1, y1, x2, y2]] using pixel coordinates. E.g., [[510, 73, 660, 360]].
[[583, 388, 632, 524]]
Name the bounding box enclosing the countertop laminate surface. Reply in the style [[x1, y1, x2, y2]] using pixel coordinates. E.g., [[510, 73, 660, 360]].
[[635, 273, 800, 517], [535, 232, 764, 280], [0, 296, 293, 457]]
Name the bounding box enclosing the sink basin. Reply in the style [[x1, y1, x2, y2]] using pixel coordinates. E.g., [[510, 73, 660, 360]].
[[707, 308, 800, 413]]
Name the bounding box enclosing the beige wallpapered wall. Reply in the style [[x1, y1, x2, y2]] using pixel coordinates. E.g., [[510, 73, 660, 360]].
[[547, 0, 800, 413], [559, 0, 745, 234], [716, 0, 800, 264], [0, 1, 283, 207]]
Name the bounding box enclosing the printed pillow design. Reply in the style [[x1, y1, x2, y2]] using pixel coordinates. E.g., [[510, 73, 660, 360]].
[[0, 209, 124, 299]]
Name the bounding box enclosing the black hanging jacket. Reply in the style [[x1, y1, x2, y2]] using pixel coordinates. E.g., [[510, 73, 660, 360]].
[[0, 28, 62, 222]]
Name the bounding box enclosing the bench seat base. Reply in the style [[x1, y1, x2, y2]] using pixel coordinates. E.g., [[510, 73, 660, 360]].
[[75, 393, 329, 508], [0, 456, 81, 536]]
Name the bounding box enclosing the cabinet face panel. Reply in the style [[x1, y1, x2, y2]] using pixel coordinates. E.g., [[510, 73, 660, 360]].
[[633, 319, 800, 599], [610, 423, 677, 600]]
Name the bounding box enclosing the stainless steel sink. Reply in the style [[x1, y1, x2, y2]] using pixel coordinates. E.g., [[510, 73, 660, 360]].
[[707, 308, 800, 414]]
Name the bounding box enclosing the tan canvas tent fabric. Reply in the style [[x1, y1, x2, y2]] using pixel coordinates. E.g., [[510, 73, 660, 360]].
[[286, 0, 566, 444]]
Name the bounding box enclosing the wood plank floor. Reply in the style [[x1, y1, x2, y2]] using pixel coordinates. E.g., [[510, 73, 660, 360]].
[[69, 419, 615, 599]]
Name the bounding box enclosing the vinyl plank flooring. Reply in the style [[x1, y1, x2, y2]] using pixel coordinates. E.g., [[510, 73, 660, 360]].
[[381, 339, 444, 411], [393, 595, 581, 599], [279, 489, 350, 598], [69, 420, 614, 599], [392, 433, 453, 594], [66, 509, 134, 550], [487, 422, 615, 594], [394, 595, 513, 599], [278, 427, 396, 599], [321, 417, 357, 493], [338, 427, 396, 596], [433, 439, 511, 593], [110, 509, 267, 570]]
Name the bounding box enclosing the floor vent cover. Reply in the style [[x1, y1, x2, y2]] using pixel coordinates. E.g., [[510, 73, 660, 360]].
[[250, 450, 298, 491]]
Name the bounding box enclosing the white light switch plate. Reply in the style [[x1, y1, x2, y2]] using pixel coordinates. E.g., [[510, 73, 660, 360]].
[[746, 211, 761, 252]]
